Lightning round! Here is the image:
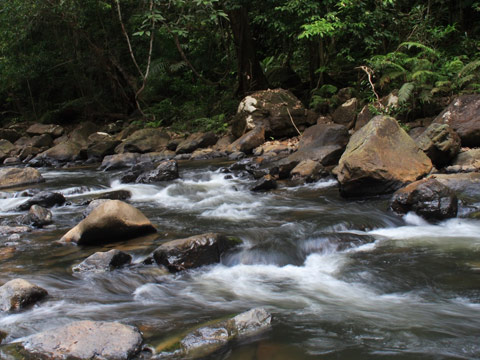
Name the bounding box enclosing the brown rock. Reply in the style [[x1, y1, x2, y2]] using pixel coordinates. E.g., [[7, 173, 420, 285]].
[[0, 167, 45, 189], [22, 320, 142, 360], [0, 139, 15, 161], [176, 132, 218, 154], [26, 123, 64, 138], [333, 115, 432, 197], [227, 126, 265, 154], [415, 123, 461, 168], [60, 200, 156, 245], [433, 94, 480, 147], [332, 98, 358, 129], [115, 128, 170, 154], [0, 279, 48, 312]]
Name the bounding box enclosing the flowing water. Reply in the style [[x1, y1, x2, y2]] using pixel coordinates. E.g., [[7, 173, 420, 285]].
[[1, 161, 480, 359]]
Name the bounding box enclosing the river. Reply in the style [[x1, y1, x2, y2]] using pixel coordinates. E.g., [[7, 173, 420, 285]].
[[1, 160, 480, 359]]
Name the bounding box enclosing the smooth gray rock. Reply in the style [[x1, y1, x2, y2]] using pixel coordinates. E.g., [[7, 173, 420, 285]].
[[0, 279, 48, 312], [73, 249, 132, 272]]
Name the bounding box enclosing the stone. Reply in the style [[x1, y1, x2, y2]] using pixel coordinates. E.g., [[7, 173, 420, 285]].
[[251, 175, 277, 192], [16, 134, 53, 148], [115, 128, 170, 154], [333, 115, 432, 197], [450, 149, 480, 172], [332, 97, 358, 129], [232, 89, 315, 139], [290, 159, 325, 182], [60, 200, 156, 245], [68, 121, 99, 147], [82, 199, 110, 218], [415, 123, 461, 168], [160, 308, 271, 358], [0, 226, 30, 235], [0, 330, 6, 344], [153, 233, 241, 272], [21, 320, 142, 360], [100, 152, 140, 171], [87, 132, 120, 159], [32, 140, 83, 164], [0, 128, 21, 143], [18, 191, 65, 210], [18, 205, 53, 227], [72, 249, 132, 272], [286, 123, 349, 166], [0, 279, 48, 312], [213, 134, 235, 152], [3, 156, 20, 165], [176, 132, 218, 154], [0, 167, 45, 189], [26, 123, 64, 138], [432, 173, 480, 201], [227, 126, 265, 154], [0, 139, 15, 161], [433, 94, 480, 147], [391, 178, 458, 220], [135, 160, 179, 183], [191, 148, 224, 160]]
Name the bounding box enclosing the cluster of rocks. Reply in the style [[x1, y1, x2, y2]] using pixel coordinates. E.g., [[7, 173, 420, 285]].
[[0, 198, 266, 359]]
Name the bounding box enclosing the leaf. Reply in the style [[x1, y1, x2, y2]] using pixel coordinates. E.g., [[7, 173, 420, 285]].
[[398, 82, 414, 104]]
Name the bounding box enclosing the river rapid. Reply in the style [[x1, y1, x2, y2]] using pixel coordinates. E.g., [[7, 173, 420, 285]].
[[1, 160, 480, 359]]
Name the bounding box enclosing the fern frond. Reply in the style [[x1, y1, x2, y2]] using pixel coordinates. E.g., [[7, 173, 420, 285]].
[[419, 89, 433, 103], [458, 60, 480, 77], [458, 74, 475, 86], [398, 42, 440, 58], [149, 59, 167, 77], [398, 82, 414, 104], [411, 70, 435, 81], [169, 61, 187, 72]]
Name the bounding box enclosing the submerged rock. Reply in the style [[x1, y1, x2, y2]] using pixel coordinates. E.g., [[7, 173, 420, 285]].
[[158, 308, 272, 359], [0, 167, 45, 189], [251, 175, 277, 192], [18, 191, 65, 210], [391, 178, 458, 220], [135, 160, 179, 184], [60, 200, 157, 245], [0, 225, 31, 235], [0, 279, 48, 312], [333, 115, 432, 197], [73, 249, 132, 272], [21, 320, 142, 360], [153, 233, 241, 272]]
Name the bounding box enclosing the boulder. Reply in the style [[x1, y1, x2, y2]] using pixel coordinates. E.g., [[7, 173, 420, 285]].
[[60, 200, 156, 245], [251, 175, 277, 192], [446, 149, 480, 173], [72, 249, 132, 272], [82, 199, 110, 218], [86, 132, 120, 159], [100, 152, 140, 171], [332, 98, 358, 129], [191, 148, 224, 160], [232, 89, 315, 139], [135, 160, 179, 184], [159, 308, 271, 358], [176, 132, 218, 154], [18, 191, 65, 210], [227, 126, 265, 154], [67, 121, 98, 147], [26, 123, 64, 138], [114, 123, 140, 141], [433, 94, 480, 147], [0, 128, 21, 143], [21, 320, 142, 360], [391, 178, 458, 220], [153, 233, 241, 272], [0, 279, 48, 312], [213, 135, 235, 152], [432, 173, 480, 201], [285, 123, 349, 166], [115, 128, 170, 154], [415, 123, 461, 168], [15, 134, 53, 149], [0, 139, 15, 161], [17, 205, 53, 227], [32, 140, 83, 164], [333, 115, 432, 197], [0, 167, 45, 189], [290, 159, 325, 182]]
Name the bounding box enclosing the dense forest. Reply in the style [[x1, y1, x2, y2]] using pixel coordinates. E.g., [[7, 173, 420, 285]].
[[1, 0, 479, 132]]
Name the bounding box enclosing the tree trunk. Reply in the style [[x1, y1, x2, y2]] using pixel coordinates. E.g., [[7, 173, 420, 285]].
[[227, 6, 268, 96]]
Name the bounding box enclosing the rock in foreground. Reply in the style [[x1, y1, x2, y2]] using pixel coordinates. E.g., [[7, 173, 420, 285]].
[[158, 308, 271, 359], [60, 200, 156, 245], [153, 233, 241, 272], [73, 249, 132, 272], [0, 167, 45, 189], [21, 320, 142, 360], [391, 178, 458, 220], [0, 279, 48, 312], [333, 115, 432, 197]]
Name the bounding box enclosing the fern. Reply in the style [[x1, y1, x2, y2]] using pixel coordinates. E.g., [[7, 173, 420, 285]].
[[398, 82, 414, 104], [458, 59, 480, 78], [398, 42, 440, 58]]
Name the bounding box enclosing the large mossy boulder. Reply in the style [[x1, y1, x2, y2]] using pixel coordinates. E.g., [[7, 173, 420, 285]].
[[415, 123, 461, 168], [286, 123, 349, 166], [0, 167, 45, 189], [153, 233, 241, 272], [60, 200, 156, 245], [115, 128, 170, 154], [0, 279, 48, 312], [21, 321, 142, 360], [433, 94, 480, 147], [232, 89, 315, 139], [333, 115, 432, 197], [391, 178, 458, 220]]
